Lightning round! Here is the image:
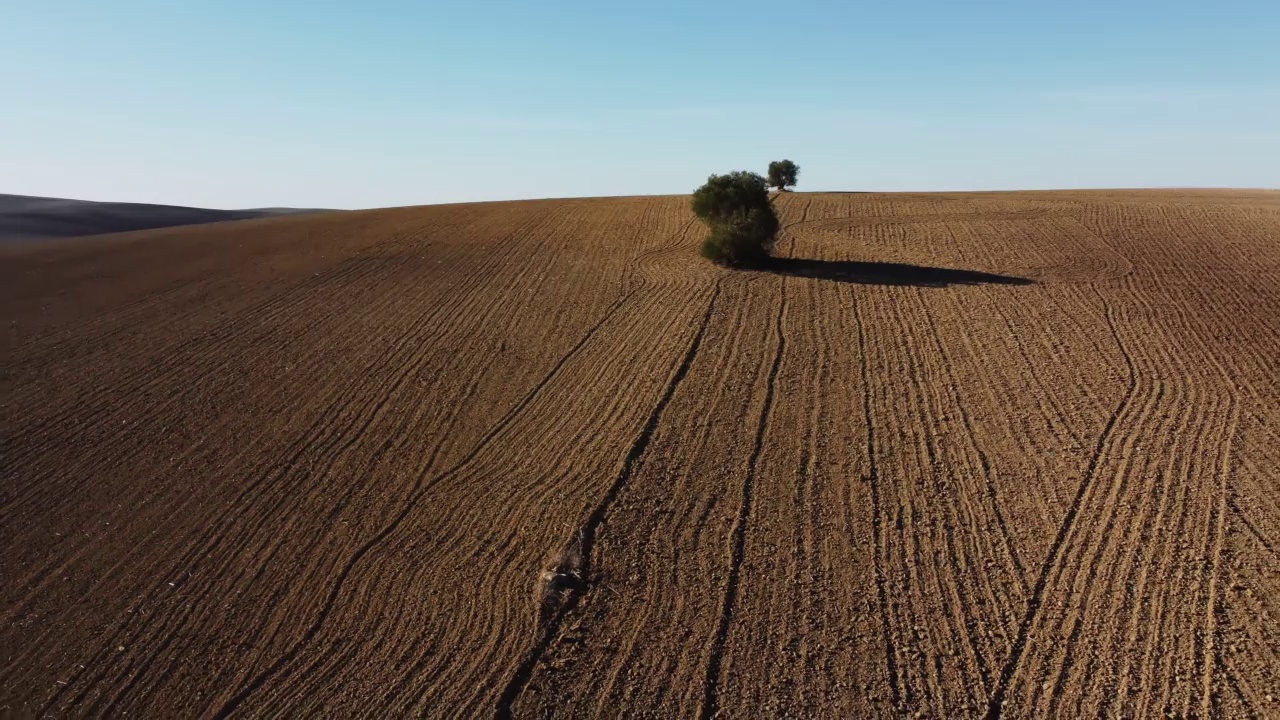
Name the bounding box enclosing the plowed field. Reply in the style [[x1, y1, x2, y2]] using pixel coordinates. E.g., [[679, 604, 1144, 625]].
[[3, 190, 1278, 717]]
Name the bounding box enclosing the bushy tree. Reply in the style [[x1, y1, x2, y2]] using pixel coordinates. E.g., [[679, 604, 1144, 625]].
[[692, 171, 779, 267], [692, 171, 773, 225], [767, 160, 800, 191], [699, 207, 779, 266]]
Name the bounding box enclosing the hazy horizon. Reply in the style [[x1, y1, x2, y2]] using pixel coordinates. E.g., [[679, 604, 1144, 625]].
[[4, 1, 1279, 210]]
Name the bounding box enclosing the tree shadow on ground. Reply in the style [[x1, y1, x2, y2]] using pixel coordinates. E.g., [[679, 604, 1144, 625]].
[[762, 257, 1034, 287]]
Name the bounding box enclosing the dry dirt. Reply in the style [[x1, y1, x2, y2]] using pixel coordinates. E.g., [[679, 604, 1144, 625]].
[[3, 190, 1278, 718]]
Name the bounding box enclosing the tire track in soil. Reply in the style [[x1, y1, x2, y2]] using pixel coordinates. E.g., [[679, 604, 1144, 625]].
[[501, 272, 770, 716], [8, 191, 1279, 718], [1095, 386, 1210, 717], [1229, 497, 1279, 558], [3, 225, 498, 509], [17, 209, 573, 634], [5, 207, 528, 452], [983, 285, 1139, 719], [33, 211, 595, 714], [1193, 404, 1238, 720], [997, 292, 1152, 717], [1031, 238, 1247, 718], [3, 218, 435, 429], [189, 199, 696, 712], [695, 196, 807, 717], [494, 202, 757, 712], [268, 207, 706, 716], [90, 360, 502, 718], [3, 255, 387, 473], [699, 276, 787, 720], [1002, 244, 1238, 715], [916, 281, 1029, 589], [210, 285, 646, 718], [886, 282, 993, 712], [853, 290, 905, 712], [30, 315, 473, 709], [494, 281, 722, 718]]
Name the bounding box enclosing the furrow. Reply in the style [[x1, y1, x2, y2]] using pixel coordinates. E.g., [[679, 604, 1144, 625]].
[[495, 280, 722, 717], [209, 283, 641, 718], [699, 276, 787, 719], [983, 286, 1138, 719]]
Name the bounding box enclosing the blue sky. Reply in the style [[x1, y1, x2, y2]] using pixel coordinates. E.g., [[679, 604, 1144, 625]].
[[2, 1, 1278, 209]]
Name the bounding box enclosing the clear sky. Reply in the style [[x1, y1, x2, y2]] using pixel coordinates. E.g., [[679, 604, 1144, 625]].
[[3, 1, 1278, 209]]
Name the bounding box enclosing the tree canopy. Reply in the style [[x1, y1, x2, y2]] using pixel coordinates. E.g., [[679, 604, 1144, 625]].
[[691, 171, 779, 267], [767, 160, 800, 191], [691, 171, 774, 225]]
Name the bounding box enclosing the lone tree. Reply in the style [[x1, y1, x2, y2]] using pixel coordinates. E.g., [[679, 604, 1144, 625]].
[[692, 171, 779, 267], [767, 159, 800, 191]]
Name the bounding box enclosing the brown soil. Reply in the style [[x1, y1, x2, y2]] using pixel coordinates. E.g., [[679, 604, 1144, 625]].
[[3, 190, 1278, 717]]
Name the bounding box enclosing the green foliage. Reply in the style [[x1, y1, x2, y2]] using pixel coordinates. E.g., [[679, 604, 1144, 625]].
[[699, 208, 779, 266], [691, 171, 773, 225], [767, 160, 800, 191], [692, 171, 779, 267]]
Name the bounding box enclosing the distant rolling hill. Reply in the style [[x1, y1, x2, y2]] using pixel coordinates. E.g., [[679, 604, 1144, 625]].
[[0, 193, 328, 242]]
